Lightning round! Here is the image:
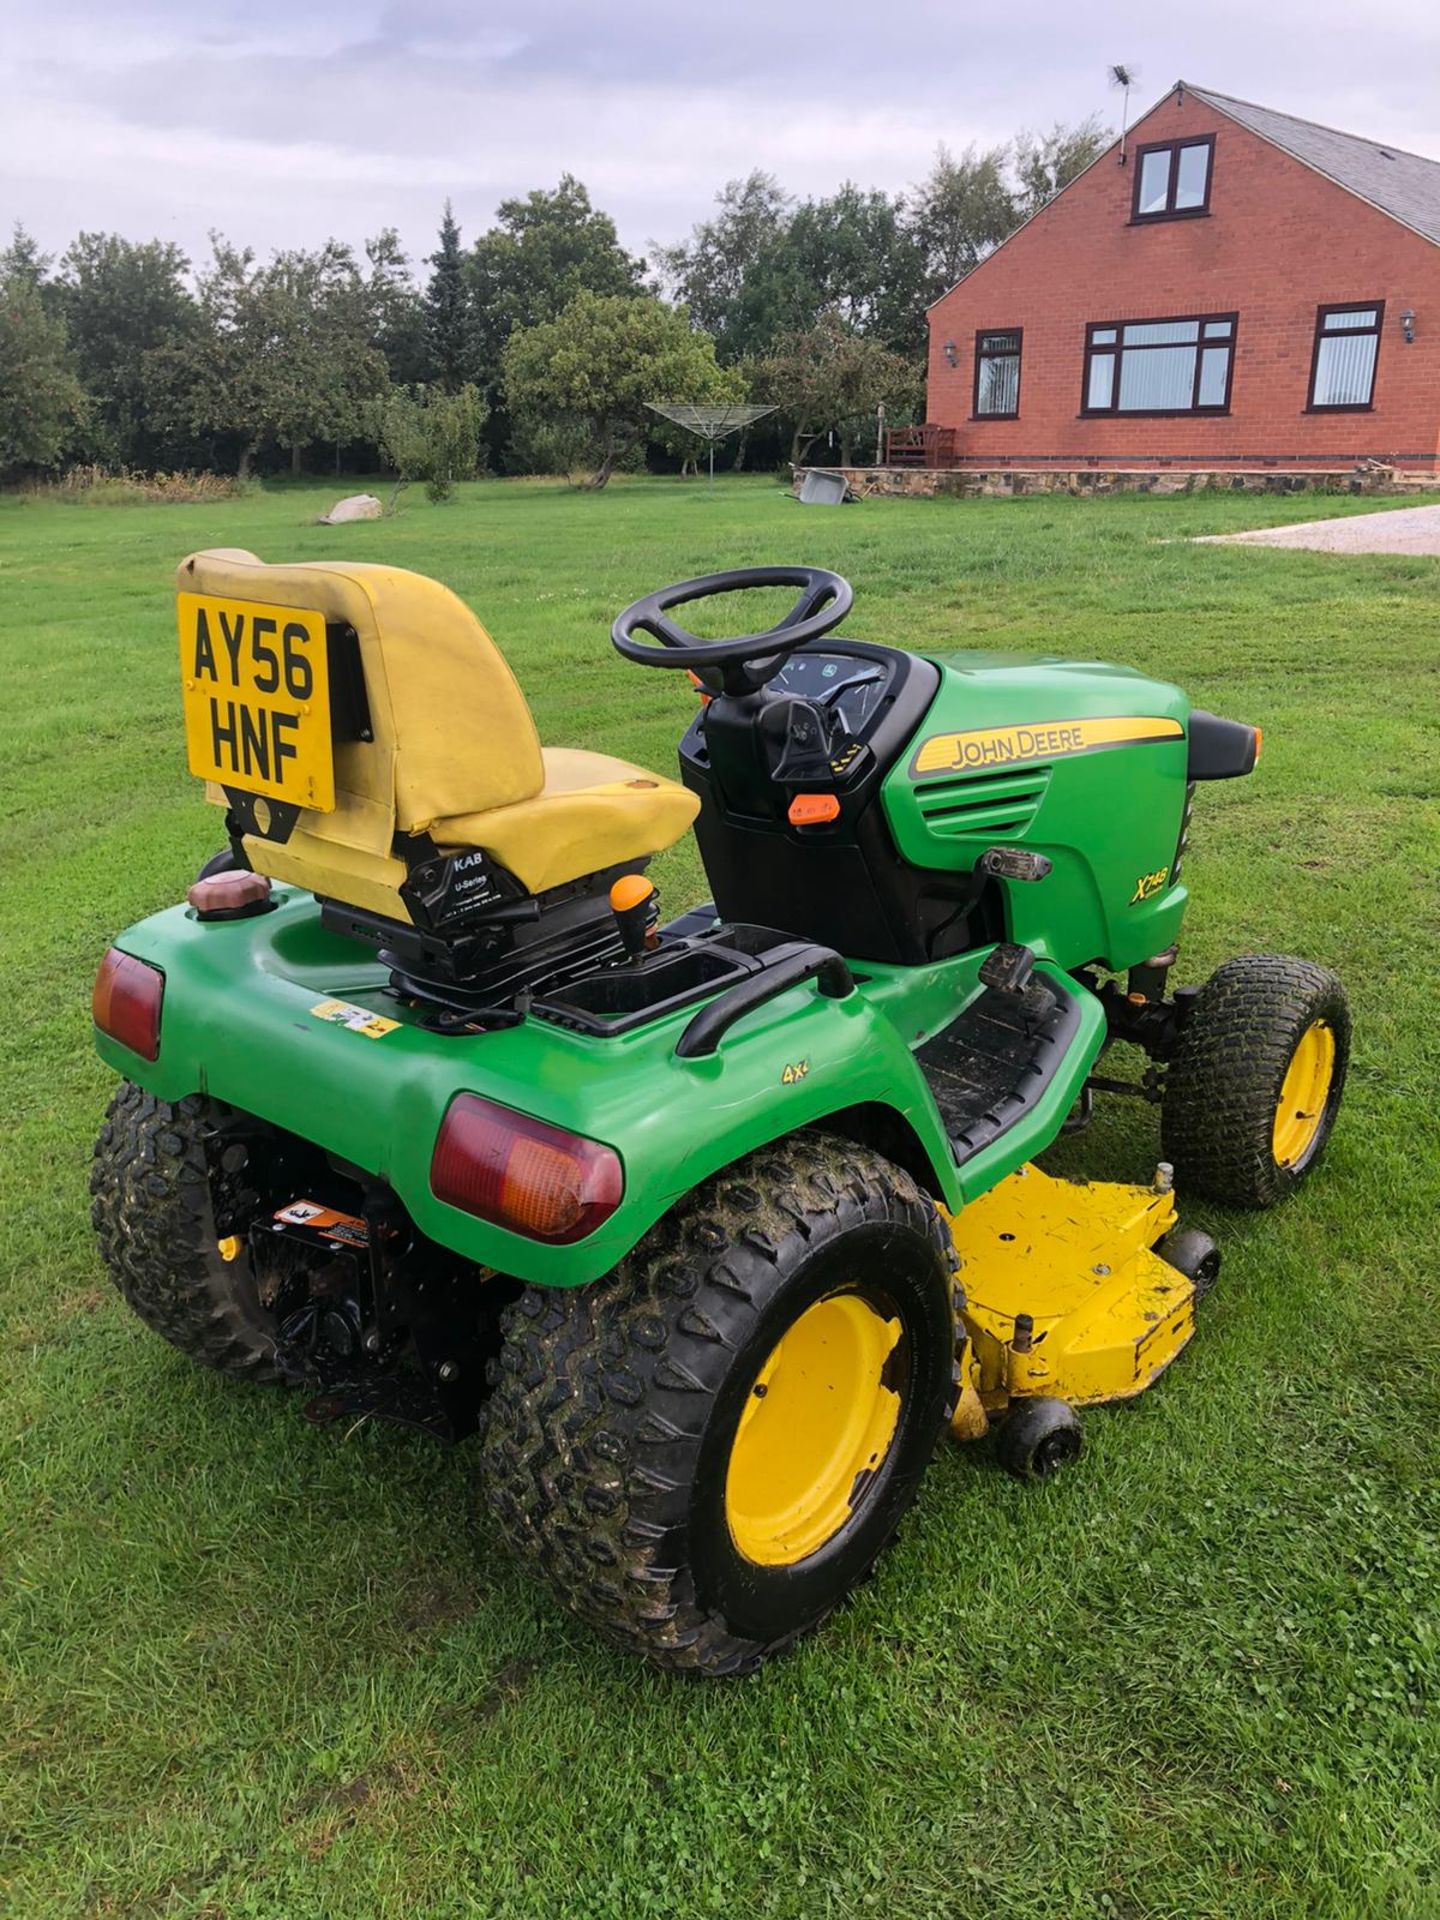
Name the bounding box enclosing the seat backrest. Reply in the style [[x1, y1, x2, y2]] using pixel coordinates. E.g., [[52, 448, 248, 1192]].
[[178, 549, 544, 837]]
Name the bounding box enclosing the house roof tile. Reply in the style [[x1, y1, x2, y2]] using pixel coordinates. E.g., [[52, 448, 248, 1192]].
[[1188, 85, 1440, 247]]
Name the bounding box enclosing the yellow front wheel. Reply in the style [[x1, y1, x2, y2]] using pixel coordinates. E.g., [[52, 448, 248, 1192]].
[[1272, 1019, 1337, 1169], [1162, 955, 1349, 1209]]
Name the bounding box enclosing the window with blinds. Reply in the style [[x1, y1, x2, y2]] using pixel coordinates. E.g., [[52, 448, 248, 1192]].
[[973, 329, 1023, 418], [1082, 314, 1236, 416], [1308, 304, 1383, 410]]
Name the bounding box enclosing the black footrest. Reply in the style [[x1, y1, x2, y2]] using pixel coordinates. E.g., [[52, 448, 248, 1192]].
[[979, 942, 1035, 994], [918, 972, 1082, 1167]]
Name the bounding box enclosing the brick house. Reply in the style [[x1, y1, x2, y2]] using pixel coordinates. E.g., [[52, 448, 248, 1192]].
[[916, 83, 1440, 477]]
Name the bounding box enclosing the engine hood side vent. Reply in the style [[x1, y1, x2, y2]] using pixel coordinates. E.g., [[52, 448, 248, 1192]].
[[914, 765, 1052, 839]]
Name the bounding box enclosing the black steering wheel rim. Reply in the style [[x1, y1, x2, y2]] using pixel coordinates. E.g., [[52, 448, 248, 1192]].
[[611, 566, 854, 694]]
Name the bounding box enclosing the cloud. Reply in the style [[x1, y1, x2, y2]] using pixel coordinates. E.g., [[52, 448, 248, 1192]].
[[4, 0, 1438, 275]]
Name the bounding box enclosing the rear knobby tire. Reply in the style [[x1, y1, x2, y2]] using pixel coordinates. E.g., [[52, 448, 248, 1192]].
[[90, 1080, 292, 1384], [1161, 955, 1349, 1209], [479, 1132, 958, 1677]]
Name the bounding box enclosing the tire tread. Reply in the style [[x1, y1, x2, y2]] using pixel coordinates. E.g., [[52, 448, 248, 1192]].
[[90, 1081, 290, 1382], [479, 1131, 955, 1677], [1161, 954, 1349, 1209]]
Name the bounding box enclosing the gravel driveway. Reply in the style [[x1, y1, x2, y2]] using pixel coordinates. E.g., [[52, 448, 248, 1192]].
[[1196, 502, 1440, 553]]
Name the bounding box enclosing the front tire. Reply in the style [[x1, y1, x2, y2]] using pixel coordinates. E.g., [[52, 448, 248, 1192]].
[[91, 1081, 293, 1383], [1161, 955, 1349, 1209], [479, 1133, 958, 1677]]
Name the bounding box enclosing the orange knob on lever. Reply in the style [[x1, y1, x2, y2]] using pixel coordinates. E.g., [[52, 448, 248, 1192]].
[[609, 874, 657, 963]]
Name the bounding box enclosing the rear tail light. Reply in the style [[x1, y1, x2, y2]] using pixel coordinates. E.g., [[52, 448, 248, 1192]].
[[431, 1095, 623, 1244], [92, 948, 164, 1061]]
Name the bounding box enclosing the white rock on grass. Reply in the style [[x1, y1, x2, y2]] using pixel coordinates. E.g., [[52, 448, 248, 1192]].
[[320, 494, 383, 524]]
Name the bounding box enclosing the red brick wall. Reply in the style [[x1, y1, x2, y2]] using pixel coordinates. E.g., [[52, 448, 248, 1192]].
[[925, 90, 1440, 472]]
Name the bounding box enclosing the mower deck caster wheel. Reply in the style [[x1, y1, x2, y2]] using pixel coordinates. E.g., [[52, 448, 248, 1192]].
[[1155, 1228, 1221, 1300], [997, 1397, 1082, 1481]]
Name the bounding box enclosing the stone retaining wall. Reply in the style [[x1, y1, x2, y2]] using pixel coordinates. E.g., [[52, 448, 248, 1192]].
[[794, 464, 1436, 501]]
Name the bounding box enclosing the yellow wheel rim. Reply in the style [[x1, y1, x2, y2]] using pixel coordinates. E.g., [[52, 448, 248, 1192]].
[[1272, 1019, 1336, 1168], [725, 1293, 904, 1568]]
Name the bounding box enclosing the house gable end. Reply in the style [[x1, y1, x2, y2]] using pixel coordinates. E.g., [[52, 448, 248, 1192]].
[[927, 81, 1440, 316]]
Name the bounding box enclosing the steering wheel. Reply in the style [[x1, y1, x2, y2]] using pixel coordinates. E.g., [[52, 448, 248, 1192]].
[[611, 566, 854, 695]]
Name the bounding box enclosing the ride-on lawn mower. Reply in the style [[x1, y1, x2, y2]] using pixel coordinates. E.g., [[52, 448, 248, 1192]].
[[91, 555, 1349, 1676]]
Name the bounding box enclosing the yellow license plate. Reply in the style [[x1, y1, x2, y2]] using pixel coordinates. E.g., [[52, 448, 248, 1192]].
[[177, 592, 334, 812]]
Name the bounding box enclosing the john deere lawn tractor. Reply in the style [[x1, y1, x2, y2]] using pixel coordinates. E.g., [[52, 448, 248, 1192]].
[[90, 555, 1349, 1676]]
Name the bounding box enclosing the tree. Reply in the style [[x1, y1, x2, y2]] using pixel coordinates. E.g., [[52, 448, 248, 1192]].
[[657, 175, 928, 364], [757, 311, 918, 464], [656, 171, 793, 359], [908, 143, 1017, 298], [160, 237, 388, 476], [784, 186, 929, 355], [55, 233, 197, 466], [1012, 116, 1111, 220], [470, 175, 645, 365], [269, 243, 391, 470], [424, 201, 472, 389], [470, 175, 645, 467], [662, 175, 961, 371], [366, 229, 430, 386], [374, 383, 486, 504], [503, 291, 738, 489], [1, 223, 50, 290], [908, 117, 1111, 301], [0, 266, 87, 478]]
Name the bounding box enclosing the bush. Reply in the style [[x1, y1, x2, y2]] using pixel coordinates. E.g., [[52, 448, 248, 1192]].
[[505, 416, 593, 481], [374, 384, 486, 505], [27, 464, 253, 505]]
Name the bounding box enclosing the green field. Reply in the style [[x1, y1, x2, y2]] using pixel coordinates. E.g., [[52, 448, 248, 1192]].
[[3, 474, 1439, 1920]]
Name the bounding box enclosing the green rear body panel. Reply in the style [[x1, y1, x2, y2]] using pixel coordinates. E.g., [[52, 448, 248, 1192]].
[[95, 643, 1196, 1288], [94, 890, 1106, 1287]]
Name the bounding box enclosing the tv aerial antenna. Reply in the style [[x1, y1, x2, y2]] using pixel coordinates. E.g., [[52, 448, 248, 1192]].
[[1109, 63, 1139, 165], [645, 401, 777, 491]]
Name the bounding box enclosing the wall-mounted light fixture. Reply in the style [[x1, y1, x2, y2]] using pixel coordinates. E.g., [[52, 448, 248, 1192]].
[[943, 339, 958, 367], [1401, 308, 1417, 343]]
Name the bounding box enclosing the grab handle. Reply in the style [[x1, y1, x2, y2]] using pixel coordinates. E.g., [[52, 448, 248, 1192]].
[[675, 943, 855, 1059]]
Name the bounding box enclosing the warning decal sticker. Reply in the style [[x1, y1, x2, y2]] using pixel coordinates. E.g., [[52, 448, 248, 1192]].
[[309, 998, 400, 1039]]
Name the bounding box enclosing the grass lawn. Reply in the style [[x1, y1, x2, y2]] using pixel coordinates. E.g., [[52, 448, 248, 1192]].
[[2, 473, 1439, 1920]]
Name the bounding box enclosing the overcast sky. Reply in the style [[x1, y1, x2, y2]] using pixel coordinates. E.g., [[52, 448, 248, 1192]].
[[5, 0, 1440, 278]]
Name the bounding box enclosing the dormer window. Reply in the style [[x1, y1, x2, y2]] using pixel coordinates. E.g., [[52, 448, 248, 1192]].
[[1132, 136, 1215, 221]]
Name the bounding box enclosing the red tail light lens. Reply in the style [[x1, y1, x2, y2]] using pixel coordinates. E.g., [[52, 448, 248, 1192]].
[[92, 948, 164, 1061], [431, 1095, 623, 1244]]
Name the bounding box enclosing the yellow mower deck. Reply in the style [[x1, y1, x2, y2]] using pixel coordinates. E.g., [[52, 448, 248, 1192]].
[[946, 1164, 1194, 1435]]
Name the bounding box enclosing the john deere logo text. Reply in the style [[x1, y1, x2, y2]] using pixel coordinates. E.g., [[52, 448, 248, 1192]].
[[912, 715, 1183, 779]]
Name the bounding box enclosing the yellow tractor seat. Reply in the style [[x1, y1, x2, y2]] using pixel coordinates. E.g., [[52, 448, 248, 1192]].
[[439, 748, 695, 897], [179, 549, 698, 921]]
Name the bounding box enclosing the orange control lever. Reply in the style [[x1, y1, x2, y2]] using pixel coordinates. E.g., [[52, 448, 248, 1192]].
[[610, 874, 657, 962]]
